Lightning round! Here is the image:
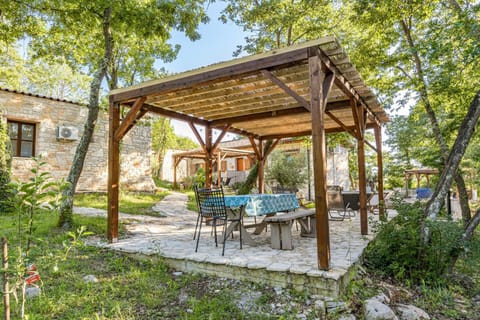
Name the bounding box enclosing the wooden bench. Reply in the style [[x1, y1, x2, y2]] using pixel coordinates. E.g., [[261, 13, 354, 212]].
[[264, 209, 316, 250]]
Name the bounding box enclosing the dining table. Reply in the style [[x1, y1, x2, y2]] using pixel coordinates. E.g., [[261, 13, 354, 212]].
[[221, 193, 300, 246]]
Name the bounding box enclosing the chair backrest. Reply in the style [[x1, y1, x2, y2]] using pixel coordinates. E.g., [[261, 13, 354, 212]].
[[342, 192, 361, 211], [369, 193, 379, 206], [327, 190, 345, 211], [194, 185, 228, 219]]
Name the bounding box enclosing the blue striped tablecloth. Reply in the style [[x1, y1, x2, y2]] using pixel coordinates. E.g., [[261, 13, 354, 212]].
[[224, 194, 299, 216]]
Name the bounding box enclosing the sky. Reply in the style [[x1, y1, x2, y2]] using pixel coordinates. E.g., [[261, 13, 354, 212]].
[[158, 2, 247, 143]]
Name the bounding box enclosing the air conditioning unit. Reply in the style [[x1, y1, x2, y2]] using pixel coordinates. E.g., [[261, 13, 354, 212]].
[[56, 126, 79, 141]]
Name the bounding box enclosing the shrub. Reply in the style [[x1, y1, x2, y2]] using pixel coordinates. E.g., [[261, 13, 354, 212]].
[[0, 117, 13, 212], [363, 201, 463, 285]]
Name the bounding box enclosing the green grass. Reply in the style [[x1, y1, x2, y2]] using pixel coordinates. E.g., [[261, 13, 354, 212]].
[[0, 210, 279, 319], [74, 191, 169, 216], [185, 190, 198, 212]]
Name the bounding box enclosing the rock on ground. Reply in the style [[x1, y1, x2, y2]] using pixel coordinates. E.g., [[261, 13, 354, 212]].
[[364, 298, 398, 320], [394, 304, 430, 320]]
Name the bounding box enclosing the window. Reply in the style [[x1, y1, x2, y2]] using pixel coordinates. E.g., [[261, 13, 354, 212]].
[[7, 120, 36, 157]]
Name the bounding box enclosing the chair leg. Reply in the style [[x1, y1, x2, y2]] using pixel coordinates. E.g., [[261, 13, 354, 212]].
[[239, 217, 243, 250], [195, 216, 203, 252], [222, 220, 227, 256], [193, 213, 200, 240], [213, 219, 218, 247]]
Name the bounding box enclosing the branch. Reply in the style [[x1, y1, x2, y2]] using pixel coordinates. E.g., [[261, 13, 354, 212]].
[[395, 65, 413, 81]]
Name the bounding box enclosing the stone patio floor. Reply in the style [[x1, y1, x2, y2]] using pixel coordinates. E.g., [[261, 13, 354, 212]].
[[75, 191, 396, 297]]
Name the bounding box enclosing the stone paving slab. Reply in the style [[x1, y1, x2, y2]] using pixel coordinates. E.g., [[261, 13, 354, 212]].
[[76, 191, 396, 297]]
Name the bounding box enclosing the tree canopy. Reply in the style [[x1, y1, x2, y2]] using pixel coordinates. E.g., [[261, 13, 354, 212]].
[[0, 0, 210, 226]]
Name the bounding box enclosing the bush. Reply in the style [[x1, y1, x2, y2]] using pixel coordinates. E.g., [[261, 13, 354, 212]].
[[0, 117, 13, 212], [363, 201, 463, 285], [237, 163, 258, 194], [266, 151, 307, 191]]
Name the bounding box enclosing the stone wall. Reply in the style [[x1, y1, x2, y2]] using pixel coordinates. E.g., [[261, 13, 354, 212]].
[[0, 89, 155, 192]]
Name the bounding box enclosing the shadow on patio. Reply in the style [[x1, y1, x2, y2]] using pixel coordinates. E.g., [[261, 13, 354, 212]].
[[80, 203, 396, 298]]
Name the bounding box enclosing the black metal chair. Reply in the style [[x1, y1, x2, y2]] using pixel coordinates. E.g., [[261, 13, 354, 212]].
[[194, 185, 242, 256], [327, 190, 348, 221]]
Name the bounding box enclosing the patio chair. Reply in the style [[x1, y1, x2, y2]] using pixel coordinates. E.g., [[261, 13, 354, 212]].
[[327, 190, 349, 221], [367, 193, 380, 214], [341, 192, 360, 216], [194, 185, 242, 256]]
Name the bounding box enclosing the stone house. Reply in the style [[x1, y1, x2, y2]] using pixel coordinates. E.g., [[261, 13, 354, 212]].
[[0, 88, 154, 192]]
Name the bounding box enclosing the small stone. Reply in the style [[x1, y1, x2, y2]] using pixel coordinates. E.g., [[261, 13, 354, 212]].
[[25, 286, 41, 299], [172, 271, 183, 276], [327, 300, 347, 312], [314, 299, 325, 311], [364, 298, 398, 320], [296, 313, 307, 319], [83, 275, 98, 283], [339, 314, 356, 320], [274, 286, 284, 295], [473, 295, 480, 305], [394, 304, 430, 320], [186, 309, 193, 313]]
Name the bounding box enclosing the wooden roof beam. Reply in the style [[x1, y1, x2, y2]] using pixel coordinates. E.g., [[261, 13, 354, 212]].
[[260, 123, 378, 140], [211, 107, 306, 126], [261, 69, 311, 112], [210, 100, 351, 127], [110, 43, 322, 103], [143, 104, 208, 126]]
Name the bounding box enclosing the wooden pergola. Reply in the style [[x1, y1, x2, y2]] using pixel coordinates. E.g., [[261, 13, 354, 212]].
[[107, 36, 389, 270], [404, 168, 439, 196], [172, 146, 255, 188]]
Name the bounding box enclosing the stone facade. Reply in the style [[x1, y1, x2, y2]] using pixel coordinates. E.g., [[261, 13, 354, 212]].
[[0, 88, 154, 192]]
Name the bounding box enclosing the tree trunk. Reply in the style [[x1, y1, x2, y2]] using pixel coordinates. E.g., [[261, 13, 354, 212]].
[[455, 172, 472, 227], [449, 208, 480, 271], [58, 8, 113, 228], [400, 19, 471, 223], [424, 90, 480, 220]]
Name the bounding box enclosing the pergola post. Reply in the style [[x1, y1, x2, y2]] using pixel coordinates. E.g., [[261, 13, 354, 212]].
[[205, 125, 213, 187], [217, 151, 222, 187], [107, 100, 120, 243], [357, 136, 368, 235], [309, 53, 331, 270], [374, 125, 385, 219], [173, 155, 178, 189], [257, 140, 265, 193]]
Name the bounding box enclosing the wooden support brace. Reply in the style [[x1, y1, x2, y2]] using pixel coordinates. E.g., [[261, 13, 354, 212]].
[[264, 138, 280, 158], [189, 122, 207, 154], [115, 97, 146, 141], [261, 69, 311, 111], [212, 124, 231, 151], [248, 136, 261, 160], [325, 110, 359, 139]]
